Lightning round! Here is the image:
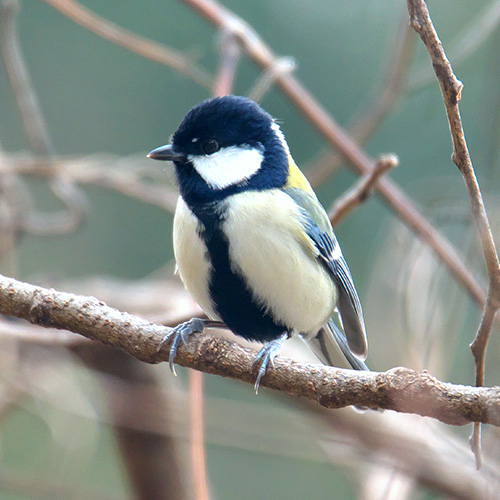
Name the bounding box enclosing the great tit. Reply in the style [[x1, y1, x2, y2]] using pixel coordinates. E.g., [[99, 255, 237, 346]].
[[148, 95, 368, 389]]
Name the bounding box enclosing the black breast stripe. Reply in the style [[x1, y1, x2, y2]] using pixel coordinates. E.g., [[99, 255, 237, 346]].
[[191, 201, 287, 343]]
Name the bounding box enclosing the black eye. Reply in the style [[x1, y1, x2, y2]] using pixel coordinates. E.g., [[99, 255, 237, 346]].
[[201, 139, 219, 155]]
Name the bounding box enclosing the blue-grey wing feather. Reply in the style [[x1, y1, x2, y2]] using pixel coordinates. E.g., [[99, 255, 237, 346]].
[[283, 187, 368, 360]]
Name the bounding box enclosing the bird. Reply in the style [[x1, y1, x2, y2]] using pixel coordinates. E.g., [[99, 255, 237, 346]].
[[148, 95, 368, 390]]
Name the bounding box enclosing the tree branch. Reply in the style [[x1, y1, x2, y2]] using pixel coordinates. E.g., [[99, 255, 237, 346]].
[[76, 345, 190, 500], [307, 10, 415, 187], [42, 0, 212, 89], [1, 273, 500, 426], [0, 0, 87, 236], [247, 56, 296, 103], [213, 28, 241, 97], [408, 0, 500, 90], [407, 0, 500, 467], [1, 154, 179, 213], [329, 153, 398, 226], [0, 0, 53, 157]]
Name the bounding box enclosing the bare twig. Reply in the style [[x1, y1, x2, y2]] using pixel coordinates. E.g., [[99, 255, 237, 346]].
[[0, 154, 179, 212], [18, 357, 497, 498], [247, 56, 296, 103], [0, 0, 87, 235], [407, 0, 500, 468], [0, 0, 53, 157], [307, 11, 415, 187], [409, 0, 500, 90], [42, 0, 212, 89], [314, 407, 499, 500], [329, 153, 398, 226], [189, 370, 209, 500], [76, 345, 189, 500], [179, 0, 489, 330], [213, 28, 241, 97], [0, 274, 500, 424]]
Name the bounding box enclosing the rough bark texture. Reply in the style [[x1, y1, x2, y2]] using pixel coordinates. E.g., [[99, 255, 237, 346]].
[[1, 274, 500, 426]]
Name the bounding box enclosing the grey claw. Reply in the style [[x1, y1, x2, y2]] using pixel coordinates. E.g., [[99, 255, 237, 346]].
[[254, 356, 269, 394], [252, 332, 288, 393], [156, 330, 174, 353], [157, 318, 206, 375]]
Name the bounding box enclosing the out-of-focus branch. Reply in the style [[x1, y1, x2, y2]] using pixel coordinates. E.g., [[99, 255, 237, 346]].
[[247, 56, 296, 103], [329, 153, 398, 226], [189, 368, 208, 500], [213, 28, 241, 97], [0, 318, 86, 345], [307, 11, 415, 187], [76, 345, 190, 500], [0, 0, 86, 235], [0, 154, 179, 212], [1, 274, 500, 425], [0, 0, 52, 157], [407, 0, 500, 468], [179, 0, 489, 330], [314, 407, 499, 500], [42, 0, 212, 89]]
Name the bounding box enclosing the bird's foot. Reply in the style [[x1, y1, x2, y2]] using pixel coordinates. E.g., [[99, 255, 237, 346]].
[[157, 318, 221, 375], [252, 332, 289, 393]]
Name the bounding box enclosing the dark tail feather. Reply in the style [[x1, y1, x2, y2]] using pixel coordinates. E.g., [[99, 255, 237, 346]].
[[307, 318, 369, 371]]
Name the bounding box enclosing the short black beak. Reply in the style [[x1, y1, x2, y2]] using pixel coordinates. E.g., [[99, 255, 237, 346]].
[[147, 144, 185, 162]]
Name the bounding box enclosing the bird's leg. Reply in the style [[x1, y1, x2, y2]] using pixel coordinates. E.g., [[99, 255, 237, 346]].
[[252, 332, 290, 393], [157, 318, 225, 375]]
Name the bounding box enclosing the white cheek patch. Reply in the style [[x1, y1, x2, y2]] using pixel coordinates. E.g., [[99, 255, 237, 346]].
[[189, 145, 264, 190]]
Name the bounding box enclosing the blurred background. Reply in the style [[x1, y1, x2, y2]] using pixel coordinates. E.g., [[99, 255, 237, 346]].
[[1, 0, 500, 498]]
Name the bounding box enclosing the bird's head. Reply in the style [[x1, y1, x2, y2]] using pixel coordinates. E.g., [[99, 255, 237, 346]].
[[148, 95, 291, 204]]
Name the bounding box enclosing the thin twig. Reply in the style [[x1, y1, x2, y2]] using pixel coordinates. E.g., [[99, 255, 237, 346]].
[[0, 0, 87, 235], [307, 11, 415, 187], [189, 370, 209, 500], [0, 154, 179, 213], [0, 0, 53, 157], [329, 153, 398, 226], [247, 56, 296, 103], [76, 345, 189, 500], [213, 28, 241, 97], [1, 274, 500, 425], [409, 0, 500, 90], [42, 0, 212, 89], [179, 0, 489, 330], [407, 0, 500, 468]]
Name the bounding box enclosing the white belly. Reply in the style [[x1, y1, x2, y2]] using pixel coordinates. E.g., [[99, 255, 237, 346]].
[[173, 191, 337, 335], [173, 197, 219, 320], [223, 190, 337, 334]]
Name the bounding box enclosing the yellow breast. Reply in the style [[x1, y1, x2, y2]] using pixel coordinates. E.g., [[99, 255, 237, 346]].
[[223, 190, 337, 335]]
